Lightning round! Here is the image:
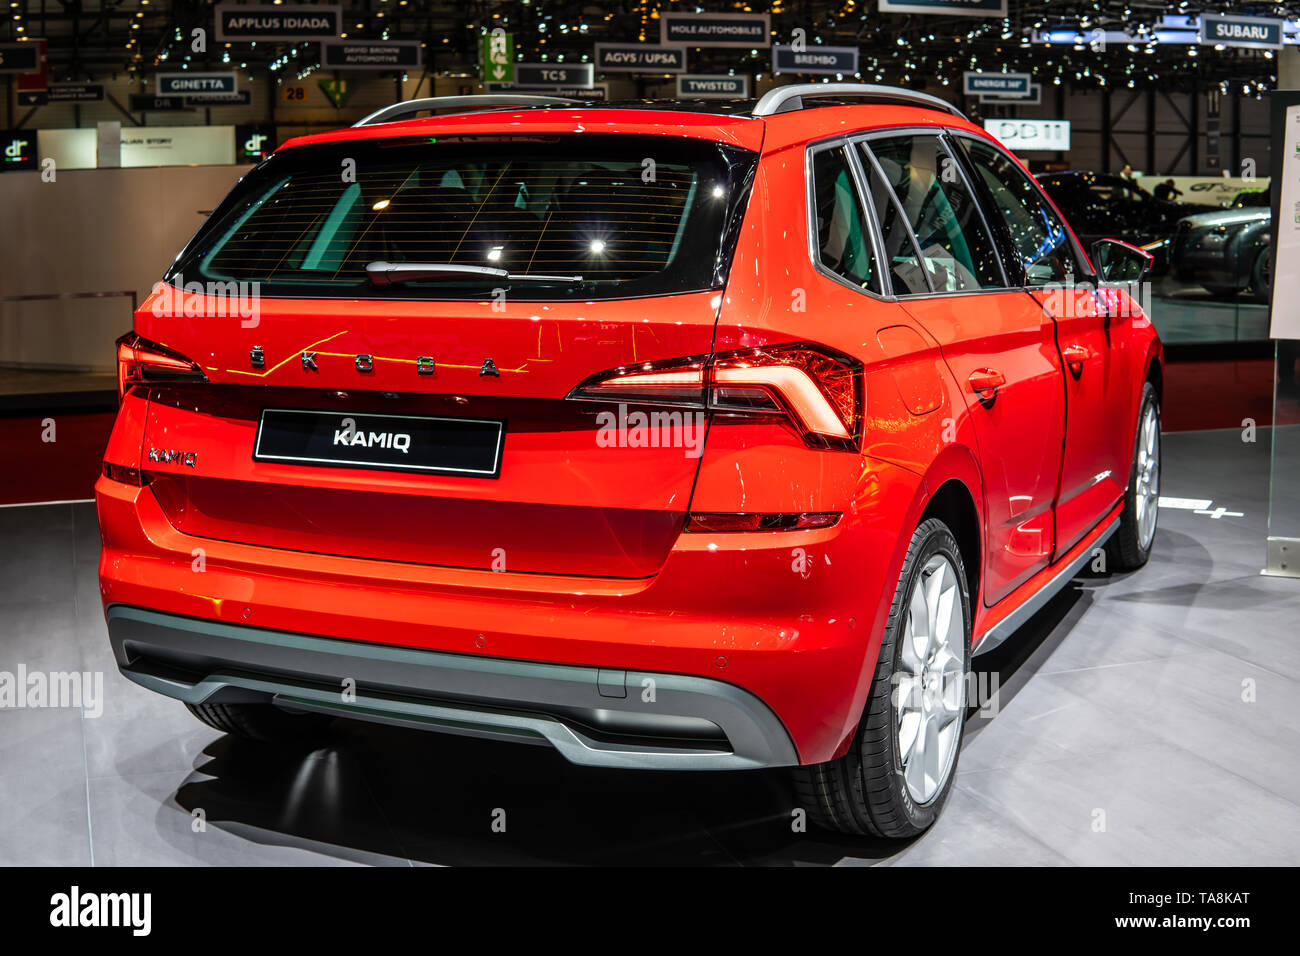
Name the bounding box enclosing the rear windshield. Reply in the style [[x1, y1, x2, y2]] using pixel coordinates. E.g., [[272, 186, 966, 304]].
[[170, 133, 756, 300]]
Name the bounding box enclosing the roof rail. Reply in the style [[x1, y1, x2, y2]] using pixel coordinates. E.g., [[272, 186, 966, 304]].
[[354, 94, 579, 127], [752, 83, 965, 119]]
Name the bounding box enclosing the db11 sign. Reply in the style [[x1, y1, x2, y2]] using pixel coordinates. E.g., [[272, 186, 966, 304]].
[[984, 119, 1070, 152]]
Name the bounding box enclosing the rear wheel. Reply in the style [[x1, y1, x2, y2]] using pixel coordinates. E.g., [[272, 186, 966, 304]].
[[1250, 247, 1272, 304], [185, 701, 332, 744], [1106, 382, 1161, 571], [793, 518, 971, 837]]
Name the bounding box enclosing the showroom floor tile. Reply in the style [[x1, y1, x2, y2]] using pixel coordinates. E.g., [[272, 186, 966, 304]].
[[0, 427, 1296, 866]]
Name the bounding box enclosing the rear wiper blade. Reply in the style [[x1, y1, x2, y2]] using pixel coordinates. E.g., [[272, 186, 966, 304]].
[[366, 261, 583, 287]]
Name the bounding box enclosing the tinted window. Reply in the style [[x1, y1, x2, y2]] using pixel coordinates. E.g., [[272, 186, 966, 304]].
[[172, 134, 756, 300], [862, 135, 1005, 292], [858, 157, 931, 295], [962, 139, 1082, 285], [810, 147, 878, 292]]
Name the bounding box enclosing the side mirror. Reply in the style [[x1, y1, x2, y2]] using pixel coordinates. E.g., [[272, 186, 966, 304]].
[[1092, 238, 1153, 283]]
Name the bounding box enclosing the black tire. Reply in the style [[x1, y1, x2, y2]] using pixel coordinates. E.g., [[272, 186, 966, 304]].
[[185, 701, 332, 744], [1105, 382, 1161, 572], [1250, 247, 1272, 304], [792, 518, 971, 838]]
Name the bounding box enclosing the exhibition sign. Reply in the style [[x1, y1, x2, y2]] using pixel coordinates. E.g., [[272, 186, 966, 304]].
[[963, 72, 1032, 97], [320, 41, 423, 71], [483, 82, 608, 100], [157, 73, 238, 97], [879, 0, 1007, 16], [0, 42, 41, 74], [214, 4, 342, 42], [677, 75, 749, 99], [1134, 175, 1269, 207], [772, 45, 859, 75], [1200, 14, 1284, 51], [659, 12, 771, 48], [984, 118, 1071, 152], [480, 31, 514, 84], [594, 44, 687, 73], [514, 62, 594, 88]]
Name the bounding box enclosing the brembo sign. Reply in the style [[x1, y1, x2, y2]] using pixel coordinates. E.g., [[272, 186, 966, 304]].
[[215, 4, 341, 43]]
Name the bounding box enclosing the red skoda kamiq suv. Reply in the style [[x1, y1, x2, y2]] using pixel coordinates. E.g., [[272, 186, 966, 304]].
[[98, 85, 1162, 837]]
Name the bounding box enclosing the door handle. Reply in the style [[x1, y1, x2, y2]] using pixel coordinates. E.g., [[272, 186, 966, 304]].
[[1062, 344, 1089, 379], [968, 368, 1005, 406]]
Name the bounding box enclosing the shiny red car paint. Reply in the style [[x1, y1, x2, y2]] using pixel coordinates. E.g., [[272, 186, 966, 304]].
[[97, 102, 1161, 765]]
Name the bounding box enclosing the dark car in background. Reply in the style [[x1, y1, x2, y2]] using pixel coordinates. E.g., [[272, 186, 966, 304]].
[[1036, 171, 1217, 266], [1170, 187, 1272, 302]]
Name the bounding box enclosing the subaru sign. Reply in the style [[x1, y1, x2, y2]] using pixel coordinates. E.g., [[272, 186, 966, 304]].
[[1200, 15, 1284, 51]]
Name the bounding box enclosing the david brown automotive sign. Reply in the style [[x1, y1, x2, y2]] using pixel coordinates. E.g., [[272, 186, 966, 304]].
[[321, 40, 422, 70], [594, 44, 686, 73], [659, 12, 771, 48], [879, 0, 1006, 15], [773, 45, 858, 76], [1200, 15, 1284, 51], [157, 72, 237, 97], [215, 4, 341, 43], [963, 71, 1032, 98], [677, 75, 749, 99]]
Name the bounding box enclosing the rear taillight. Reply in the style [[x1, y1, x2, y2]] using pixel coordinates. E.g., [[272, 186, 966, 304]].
[[569, 343, 863, 449], [116, 331, 206, 402], [102, 461, 144, 486], [685, 512, 841, 532]]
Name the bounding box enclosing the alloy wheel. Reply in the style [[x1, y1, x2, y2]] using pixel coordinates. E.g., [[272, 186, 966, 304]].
[[896, 554, 966, 805], [1135, 403, 1160, 551]]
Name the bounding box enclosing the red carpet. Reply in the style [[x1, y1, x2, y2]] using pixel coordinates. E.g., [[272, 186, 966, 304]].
[[0, 412, 115, 506]]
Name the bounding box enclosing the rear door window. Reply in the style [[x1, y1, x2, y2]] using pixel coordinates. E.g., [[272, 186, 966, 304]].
[[860, 135, 1006, 293], [810, 146, 879, 293], [173, 134, 757, 300]]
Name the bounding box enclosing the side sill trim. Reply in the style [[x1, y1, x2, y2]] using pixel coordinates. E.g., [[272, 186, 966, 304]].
[[973, 515, 1120, 657]]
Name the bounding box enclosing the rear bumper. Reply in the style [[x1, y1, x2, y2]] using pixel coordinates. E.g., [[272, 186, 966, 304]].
[[107, 605, 798, 770], [97, 459, 925, 765]]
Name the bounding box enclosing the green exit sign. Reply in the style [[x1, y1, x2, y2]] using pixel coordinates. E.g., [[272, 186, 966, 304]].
[[480, 30, 514, 84]]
